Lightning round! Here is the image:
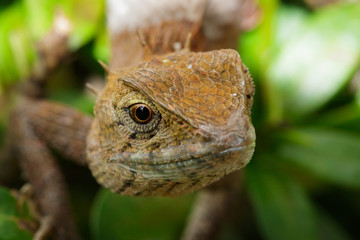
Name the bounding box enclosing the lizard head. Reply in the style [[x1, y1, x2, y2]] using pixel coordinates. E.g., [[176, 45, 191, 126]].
[[87, 49, 255, 196]]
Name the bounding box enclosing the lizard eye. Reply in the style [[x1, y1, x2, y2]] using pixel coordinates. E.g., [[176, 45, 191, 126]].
[[129, 104, 153, 124], [113, 93, 161, 135]]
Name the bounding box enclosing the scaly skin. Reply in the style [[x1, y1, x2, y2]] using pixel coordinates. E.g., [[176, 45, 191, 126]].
[[87, 49, 255, 196]]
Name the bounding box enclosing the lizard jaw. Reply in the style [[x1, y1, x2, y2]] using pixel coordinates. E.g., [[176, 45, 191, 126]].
[[112, 141, 255, 176], [107, 137, 254, 167], [107, 124, 255, 188], [88, 119, 255, 196]]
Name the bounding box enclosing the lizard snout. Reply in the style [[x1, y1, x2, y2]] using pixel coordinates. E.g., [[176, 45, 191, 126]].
[[198, 108, 255, 149]]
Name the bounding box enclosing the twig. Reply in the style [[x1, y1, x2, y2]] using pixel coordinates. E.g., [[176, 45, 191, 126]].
[[181, 172, 242, 240]]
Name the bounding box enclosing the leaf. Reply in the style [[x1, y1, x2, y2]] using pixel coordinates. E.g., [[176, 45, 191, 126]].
[[317, 210, 352, 240], [0, 2, 37, 87], [0, 215, 33, 240], [1, 0, 104, 89], [240, 0, 280, 79], [240, 0, 282, 124], [22, 0, 57, 40], [93, 25, 110, 63], [356, 86, 360, 109], [49, 90, 95, 114], [0, 187, 17, 216], [245, 163, 317, 240], [311, 103, 360, 132], [277, 128, 360, 188], [66, 0, 104, 49], [90, 188, 195, 240], [23, 0, 104, 49], [267, 3, 360, 117], [0, 187, 33, 240]]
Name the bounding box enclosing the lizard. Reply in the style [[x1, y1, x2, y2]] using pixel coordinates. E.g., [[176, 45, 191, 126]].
[[0, 0, 258, 239], [87, 47, 256, 197]]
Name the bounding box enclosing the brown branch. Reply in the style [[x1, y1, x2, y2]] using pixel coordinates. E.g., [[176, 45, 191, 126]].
[[181, 172, 242, 240]]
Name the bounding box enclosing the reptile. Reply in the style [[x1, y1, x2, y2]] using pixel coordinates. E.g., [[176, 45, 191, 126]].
[[88, 47, 255, 196], [0, 0, 257, 239]]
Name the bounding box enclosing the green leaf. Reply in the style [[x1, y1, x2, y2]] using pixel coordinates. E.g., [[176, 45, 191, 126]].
[[245, 164, 317, 240], [23, 0, 104, 49], [318, 210, 352, 240], [0, 187, 17, 216], [1, 0, 104, 90], [66, 0, 104, 49], [0, 187, 33, 240], [90, 188, 195, 240], [0, 215, 33, 240], [311, 103, 360, 132], [240, 0, 292, 125], [23, 0, 58, 39], [240, 0, 280, 79], [356, 86, 360, 108], [277, 128, 360, 188], [0, 2, 37, 87], [49, 90, 95, 114], [267, 3, 360, 117], [93, 25, 110, 63]]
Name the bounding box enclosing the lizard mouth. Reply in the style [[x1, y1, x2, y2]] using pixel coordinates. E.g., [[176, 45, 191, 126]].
[[107, 137, 255, 180], [111, 142, 253, 165]]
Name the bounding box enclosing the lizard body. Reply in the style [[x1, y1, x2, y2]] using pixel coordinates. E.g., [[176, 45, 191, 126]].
[[0, 0, 258, 239]]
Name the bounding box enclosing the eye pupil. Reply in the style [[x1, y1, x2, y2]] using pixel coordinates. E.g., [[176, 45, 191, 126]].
[[136, 106, 150, 121], [130, 104, 153, 124]]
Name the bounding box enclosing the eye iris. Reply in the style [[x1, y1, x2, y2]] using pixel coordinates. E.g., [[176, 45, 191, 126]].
[[130, 104, 153, 124]]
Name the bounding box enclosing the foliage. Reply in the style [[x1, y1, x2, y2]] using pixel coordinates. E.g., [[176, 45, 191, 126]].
[[241, 1, 360, 239], [0, 187, 34, 240], [91, 190, 195, 240], [1, 0, 360, 239], [0, 0, 104, 93]]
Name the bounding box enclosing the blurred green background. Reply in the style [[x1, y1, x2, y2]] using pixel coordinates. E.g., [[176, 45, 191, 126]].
[[1, 0, 360, 239]]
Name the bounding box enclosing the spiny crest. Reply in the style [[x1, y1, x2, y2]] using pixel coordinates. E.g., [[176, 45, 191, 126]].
[[137, 30, 152, 61], [136, 30, 193, 61], [85, 83, 100, 97], [184, 32, 192, 52], [97, 60, 111, 74], [173, 32, 192, 52]]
